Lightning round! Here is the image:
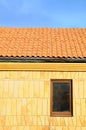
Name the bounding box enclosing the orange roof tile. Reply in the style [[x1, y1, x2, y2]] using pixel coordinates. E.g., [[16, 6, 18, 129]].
[[0, 27, 86, 59]]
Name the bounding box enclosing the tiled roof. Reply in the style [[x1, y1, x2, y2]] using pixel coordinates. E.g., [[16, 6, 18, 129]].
[[0, 27, 86, 59]]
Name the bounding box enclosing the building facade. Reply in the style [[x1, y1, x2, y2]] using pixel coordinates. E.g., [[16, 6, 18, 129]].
[[0, 28, 86, 130]]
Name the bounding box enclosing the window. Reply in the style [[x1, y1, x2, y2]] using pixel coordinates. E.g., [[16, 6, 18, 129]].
[[50, 79, 73, 117]]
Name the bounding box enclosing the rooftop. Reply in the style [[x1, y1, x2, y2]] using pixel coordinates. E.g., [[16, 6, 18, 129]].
[[0, 27, 86, 62]]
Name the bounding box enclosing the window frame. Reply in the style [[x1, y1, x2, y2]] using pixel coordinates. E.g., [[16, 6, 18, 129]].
[[50, 79, 73, 117]]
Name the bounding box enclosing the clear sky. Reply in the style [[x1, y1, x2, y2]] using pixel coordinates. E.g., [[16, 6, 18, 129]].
[[0, 0, 86, 28]]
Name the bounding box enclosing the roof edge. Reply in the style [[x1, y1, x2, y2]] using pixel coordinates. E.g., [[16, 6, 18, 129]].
[[0, 57, 86, 63]]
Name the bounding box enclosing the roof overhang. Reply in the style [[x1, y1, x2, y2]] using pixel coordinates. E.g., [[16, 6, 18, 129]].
[[0, 57, 86, 63]]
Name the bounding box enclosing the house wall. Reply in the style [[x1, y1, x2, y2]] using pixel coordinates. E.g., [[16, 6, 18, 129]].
[[0, 70, 86, 130]]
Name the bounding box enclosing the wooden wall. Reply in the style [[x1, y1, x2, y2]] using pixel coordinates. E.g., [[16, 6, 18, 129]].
[[0, 70, 86, 130]]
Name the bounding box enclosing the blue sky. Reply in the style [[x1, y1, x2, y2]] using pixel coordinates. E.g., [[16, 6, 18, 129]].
[[0, 0, 86, 27]]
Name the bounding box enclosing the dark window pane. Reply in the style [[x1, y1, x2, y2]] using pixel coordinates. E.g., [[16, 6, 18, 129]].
[[53, 82, 70, 112]]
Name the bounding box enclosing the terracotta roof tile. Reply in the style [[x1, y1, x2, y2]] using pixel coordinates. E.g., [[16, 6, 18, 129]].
[[0, 27, 86, 58]]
